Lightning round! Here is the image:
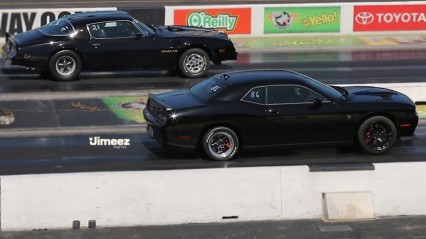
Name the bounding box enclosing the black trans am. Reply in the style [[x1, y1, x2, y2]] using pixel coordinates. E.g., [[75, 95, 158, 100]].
[[143, 70, 419, 161], [2, 11, 237, 81]]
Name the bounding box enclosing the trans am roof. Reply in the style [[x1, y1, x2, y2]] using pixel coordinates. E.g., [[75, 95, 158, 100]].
[[63, 11, 134, 26]]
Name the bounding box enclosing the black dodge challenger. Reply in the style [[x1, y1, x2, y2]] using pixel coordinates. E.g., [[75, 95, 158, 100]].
[[2, 11, 237, 81], [143, 70, 419, 161]]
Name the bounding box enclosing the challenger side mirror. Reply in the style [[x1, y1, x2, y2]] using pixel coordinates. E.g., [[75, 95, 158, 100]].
[[310, 98, 322, 109], [135, 33, 143, 40]]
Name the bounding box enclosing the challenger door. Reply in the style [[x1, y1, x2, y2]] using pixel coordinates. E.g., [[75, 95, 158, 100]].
[[264, 85, 349, 145]]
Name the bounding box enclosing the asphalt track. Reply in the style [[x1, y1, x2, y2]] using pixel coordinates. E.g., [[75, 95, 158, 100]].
[[1, 37, 426, 175]]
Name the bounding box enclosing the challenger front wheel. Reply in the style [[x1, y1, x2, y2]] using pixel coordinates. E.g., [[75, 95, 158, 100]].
[[357, 116, 397, 154]]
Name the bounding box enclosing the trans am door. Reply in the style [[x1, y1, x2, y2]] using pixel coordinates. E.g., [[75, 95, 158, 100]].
[[86, 21, 161, 69], [264, 85, 351, 145]]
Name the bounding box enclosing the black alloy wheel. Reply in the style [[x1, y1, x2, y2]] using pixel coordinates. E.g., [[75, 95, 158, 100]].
[[357, 116, 397, 154]]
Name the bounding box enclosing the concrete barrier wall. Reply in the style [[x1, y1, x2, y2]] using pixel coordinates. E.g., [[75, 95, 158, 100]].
[[2, 162, 426, 231]]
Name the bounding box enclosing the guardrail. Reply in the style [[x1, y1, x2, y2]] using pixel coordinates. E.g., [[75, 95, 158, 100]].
[[2, 162, 426, 230]]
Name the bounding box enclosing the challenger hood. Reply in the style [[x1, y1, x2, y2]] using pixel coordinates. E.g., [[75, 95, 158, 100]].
[[155, 25, 229, 40], [344, 86, 414, 104]]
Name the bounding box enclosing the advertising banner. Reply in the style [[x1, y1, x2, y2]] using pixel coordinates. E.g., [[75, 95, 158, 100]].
[[173, 8, 251, 34], [0, 8, 116, 38], [354, 5, 426, 31], [264, 6, 341, 34]]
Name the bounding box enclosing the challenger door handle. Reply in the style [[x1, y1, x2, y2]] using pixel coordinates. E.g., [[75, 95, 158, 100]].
[[92, 43, 101, 48], [268, 109, 279, 114]]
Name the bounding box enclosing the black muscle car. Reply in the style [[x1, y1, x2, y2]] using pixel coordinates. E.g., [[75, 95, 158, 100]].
[[2, 11, 237, 81], [143, 70, 419, 161]]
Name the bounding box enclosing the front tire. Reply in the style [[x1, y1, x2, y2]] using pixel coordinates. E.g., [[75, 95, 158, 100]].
[[178, 48, 209, 78], [202, 127, 239, 161], [357, 116, 397, 154], [48, 50, 82, 81]]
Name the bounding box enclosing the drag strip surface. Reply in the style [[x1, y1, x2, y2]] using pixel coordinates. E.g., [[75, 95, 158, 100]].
[[2, 49, 426, 94], [0, 123, 425, 175], [1, 48, 426, 175]]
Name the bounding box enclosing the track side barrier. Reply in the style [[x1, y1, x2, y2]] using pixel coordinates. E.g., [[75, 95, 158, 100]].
[[2, 162, 426, 230]]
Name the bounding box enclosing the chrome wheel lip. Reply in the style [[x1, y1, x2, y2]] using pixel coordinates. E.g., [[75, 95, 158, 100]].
[[364, 122, 393, 151], [183, 53, 206, 74], [55, 56, 76, 76], [207, 131, 235, 159]]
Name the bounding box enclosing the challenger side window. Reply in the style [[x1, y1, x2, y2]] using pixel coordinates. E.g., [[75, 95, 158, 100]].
[[267, 85, 325, 104], [242, 87, 266, 104]]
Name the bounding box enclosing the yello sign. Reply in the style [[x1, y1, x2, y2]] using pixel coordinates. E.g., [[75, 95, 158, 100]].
[[354, 5, 426, 31], [174, 8, 251, 34]]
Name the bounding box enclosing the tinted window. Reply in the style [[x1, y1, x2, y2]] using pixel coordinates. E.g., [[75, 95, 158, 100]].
[[295, 74, 343, 100], [134, 20, 155, 35], [39, 19, 74, 36], [242, 87, 266, 104], [267, 85, 325, 104], [88, 21, 140, 38], [190, 75, 229, 101]]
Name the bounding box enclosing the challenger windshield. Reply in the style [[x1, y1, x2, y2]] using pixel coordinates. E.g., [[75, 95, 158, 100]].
[[39, 19, 75, 36], [190, 74, 229, 101]]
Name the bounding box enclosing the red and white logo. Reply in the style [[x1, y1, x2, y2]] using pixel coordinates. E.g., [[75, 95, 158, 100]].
[[355, 12, 374, 25], [354, 5, 426, 31]]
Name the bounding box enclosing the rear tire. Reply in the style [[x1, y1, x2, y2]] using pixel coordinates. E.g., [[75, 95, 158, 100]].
[[178, 48, 209, 78], [202, 127, 239, 161], [357, 116, 397, 154], [48, 50, 82, 81]]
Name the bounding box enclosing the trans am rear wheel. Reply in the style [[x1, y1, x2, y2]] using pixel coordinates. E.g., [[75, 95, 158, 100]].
[[202, 127, 239, 161], [48, 50, 82, 81], [357, 116, 397, 154], [178, 48, 210, 78]]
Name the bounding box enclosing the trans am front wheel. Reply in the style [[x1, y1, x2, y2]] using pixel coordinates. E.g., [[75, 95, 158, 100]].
[[202, 127, 239, 161], [357, 116, 397, 154], [178, 48, 210, 78], [48, 50, 82, 81]]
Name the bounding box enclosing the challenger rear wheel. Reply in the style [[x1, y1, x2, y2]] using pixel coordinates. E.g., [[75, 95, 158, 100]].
[[357, 116, 397, 154], [178, 48, 209, 78], [202, 127, 239, 161], [48, 50, 82, 81]]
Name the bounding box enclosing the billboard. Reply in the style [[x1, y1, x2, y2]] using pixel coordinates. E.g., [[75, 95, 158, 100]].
[[173, 8, 251, 34], [264, 6, 341, 34], [354, 5, 426, 31]]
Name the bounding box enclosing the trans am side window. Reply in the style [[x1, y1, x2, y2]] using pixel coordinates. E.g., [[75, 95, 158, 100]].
[[267, 85, 325, 104], [88, 21, 140, 39], [242, 87, 266, 104]]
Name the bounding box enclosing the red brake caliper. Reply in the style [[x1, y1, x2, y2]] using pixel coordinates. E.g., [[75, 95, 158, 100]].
[[365, 127, 372, 144]]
